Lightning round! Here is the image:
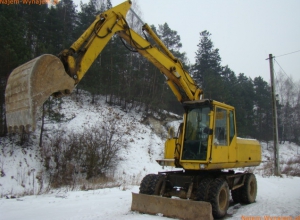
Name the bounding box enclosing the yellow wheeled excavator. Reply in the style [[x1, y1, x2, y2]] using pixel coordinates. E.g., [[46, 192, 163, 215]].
[[5, 1, 261, 219]]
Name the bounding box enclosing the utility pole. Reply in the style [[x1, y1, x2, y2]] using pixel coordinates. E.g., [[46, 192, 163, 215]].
[[268, 54, 280, 176]]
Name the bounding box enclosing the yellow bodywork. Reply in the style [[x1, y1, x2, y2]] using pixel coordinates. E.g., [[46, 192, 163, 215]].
[[158, 100, 261, 170], [161, 136, 261, 170]]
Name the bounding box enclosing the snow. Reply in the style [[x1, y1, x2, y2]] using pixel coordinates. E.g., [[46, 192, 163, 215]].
[[0, 186, 144, 220], [1, 91, 300, 219], [1, 176, 300, 220]]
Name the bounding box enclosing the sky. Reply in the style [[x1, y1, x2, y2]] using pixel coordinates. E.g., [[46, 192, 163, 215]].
[[76, 0, 300, 83]]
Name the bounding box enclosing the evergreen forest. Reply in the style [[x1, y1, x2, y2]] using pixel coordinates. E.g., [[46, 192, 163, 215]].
[[1, 0, 300, 144]]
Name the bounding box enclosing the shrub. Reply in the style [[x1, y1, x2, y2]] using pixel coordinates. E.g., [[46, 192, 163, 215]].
[[42, 118, 128, 188], [281, 156, 300, 177]]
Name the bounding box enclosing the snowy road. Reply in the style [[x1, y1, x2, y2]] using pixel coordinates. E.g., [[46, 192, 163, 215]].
[[1, 175, 300, 220]]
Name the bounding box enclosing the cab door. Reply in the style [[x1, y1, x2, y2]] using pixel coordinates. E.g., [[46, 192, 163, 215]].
[[211, 107, 229, 163]]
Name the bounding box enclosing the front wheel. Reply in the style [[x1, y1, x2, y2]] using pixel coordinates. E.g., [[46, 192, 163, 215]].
[[196, 177, 213, 201], [139, 174, 164, 195], [208, 178, 230, 219]]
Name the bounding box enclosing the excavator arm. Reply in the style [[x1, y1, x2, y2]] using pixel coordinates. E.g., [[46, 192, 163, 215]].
[[60, 1, 202, 102], [117, 24, 202, 102], [5, 0, 202, 132]]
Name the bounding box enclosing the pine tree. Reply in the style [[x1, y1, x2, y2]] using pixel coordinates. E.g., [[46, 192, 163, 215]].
[[0, 5, 31, 136], [157, 23, 189, 68], [252, 76, 272, 140], [56, 0, 77, 50], [193, 30, 222, 87]]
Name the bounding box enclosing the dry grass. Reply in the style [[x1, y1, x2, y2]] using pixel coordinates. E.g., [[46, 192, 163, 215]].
[[281, 156, 300, 177], [79, 176, 119, 191]]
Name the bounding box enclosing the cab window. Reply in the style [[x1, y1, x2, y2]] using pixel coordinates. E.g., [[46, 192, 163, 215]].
[[214, 108, 228, 146], [182, 107, 210, 160]]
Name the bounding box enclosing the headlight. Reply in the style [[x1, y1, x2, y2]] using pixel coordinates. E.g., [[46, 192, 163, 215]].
[[200, 164, 206, 169]]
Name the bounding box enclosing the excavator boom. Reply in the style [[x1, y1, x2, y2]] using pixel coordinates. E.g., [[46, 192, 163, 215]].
[[5, 0, 202, 132]]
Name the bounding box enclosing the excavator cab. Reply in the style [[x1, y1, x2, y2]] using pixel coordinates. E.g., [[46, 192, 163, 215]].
[[160, 99, 260, 171]]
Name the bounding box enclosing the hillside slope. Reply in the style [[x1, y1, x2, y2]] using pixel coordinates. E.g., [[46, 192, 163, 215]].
[[0, 91, 181, 196]]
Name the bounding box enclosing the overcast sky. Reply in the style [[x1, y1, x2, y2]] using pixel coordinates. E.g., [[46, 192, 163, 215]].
[[78, 0, 300, 83]]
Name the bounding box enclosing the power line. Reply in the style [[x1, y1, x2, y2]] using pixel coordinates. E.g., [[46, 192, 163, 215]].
[[273, 58, 297, 90], [274, 59, 289, 77], [275, 49, 300, 58]]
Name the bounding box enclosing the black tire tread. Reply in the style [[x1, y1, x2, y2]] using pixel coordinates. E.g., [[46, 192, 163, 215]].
[[240, 173, 257, 204], [231, 187, 242, 203], [139, 174, 163, 195], [196, 177, 213, 201], [208, 178, 230, 219]]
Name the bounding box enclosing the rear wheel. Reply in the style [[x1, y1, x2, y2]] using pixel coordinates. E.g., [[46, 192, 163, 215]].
[[139, 174, 164, 195], [231, 187, 242, 203], [208, 178, 230, 219], [240, 173, 257, 203]]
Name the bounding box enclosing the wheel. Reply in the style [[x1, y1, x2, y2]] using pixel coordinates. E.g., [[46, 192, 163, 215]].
[[240, 173, 257, 204], [196, 177, 213, 201], [208, 178, 230, 219], [231, 187, 242, 203], [139, 174, 164, 195]]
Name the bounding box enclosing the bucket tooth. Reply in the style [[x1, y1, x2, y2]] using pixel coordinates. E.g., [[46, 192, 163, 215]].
[[5, 54, 75, 132]]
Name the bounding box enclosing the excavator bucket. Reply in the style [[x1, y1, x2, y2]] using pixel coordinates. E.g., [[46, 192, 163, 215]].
[[5, 54, 75, 132], [131, 193, 213, 220]]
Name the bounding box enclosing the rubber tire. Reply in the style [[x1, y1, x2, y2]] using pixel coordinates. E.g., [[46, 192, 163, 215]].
[[208, 178, 230, 219], [196, 178, 213, 201], [139, 174, 164, 195], [240, 173, 257, 204], [231, 187, 242, 203]]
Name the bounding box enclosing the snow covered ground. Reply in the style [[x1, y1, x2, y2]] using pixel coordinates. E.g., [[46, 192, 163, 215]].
[[1, 92, 300, 219], [1, 175, 300, 220]]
